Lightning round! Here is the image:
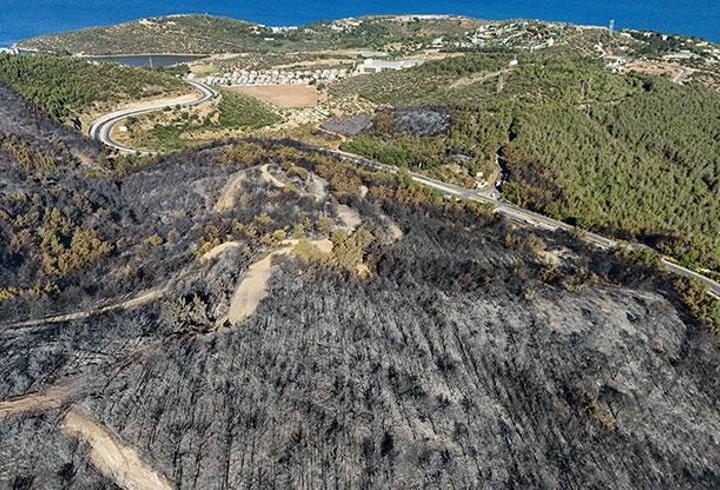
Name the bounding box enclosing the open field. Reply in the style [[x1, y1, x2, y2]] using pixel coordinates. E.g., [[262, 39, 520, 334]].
[[227, 84, 322, 108]]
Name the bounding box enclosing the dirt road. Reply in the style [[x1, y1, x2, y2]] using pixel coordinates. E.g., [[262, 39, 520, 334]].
[[0, 384, 75, 421], [214, 169, 248, 212], [260, 164, 286, 188], [62, 406, 173, 490], [3, 288, 167, 330]]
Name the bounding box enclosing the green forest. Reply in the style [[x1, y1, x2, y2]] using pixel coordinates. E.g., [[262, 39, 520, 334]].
[[333, 52, 720, 272], [0, 53, 182, 121]]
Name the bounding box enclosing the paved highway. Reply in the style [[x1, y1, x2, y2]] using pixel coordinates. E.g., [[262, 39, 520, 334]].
[[89, 80, 216, 153], [296, 142, 720, 299], [89, 94, 720, 299]]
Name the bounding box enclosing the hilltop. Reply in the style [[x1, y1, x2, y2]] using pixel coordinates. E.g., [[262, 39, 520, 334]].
[[16, 13, 488, 55]]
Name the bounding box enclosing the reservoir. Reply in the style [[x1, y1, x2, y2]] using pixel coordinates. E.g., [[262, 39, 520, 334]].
[[88, 54, 206, 67]]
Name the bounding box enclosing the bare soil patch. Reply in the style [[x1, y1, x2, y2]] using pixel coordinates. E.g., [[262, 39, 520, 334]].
[[228, 85, 322, 108], [308, 173, 328, 201], [218, 239, 332, 327], [336, 204, 362, 231], [219, 248, 292, 327]]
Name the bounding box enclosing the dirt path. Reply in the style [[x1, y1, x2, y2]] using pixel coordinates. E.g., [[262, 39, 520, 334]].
[[672, 66, 694, 84], [3, 288, 167, 330], [260, 164, 286, 189], [62, 406, 173, 490], [218, 239, 332, 327], [214, 169, 248, 212], [0, 384, 75, 421], [449, 69, 511, 90]]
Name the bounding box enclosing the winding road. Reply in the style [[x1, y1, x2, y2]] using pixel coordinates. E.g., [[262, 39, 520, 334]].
[[297, 144, 720, 299], [89, 79, 217, 153], [89, 90, 720, 299]]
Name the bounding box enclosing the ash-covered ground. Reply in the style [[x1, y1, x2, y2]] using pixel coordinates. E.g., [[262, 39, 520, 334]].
[[1, 85, 719, 489]]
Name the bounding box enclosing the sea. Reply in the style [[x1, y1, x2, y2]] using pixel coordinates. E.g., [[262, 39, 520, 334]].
[[1, 0, 719, 49]]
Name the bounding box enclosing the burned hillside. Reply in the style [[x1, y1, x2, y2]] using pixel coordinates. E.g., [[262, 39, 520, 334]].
[[0, 84, 100, 179], [1, 123, 719, 488]]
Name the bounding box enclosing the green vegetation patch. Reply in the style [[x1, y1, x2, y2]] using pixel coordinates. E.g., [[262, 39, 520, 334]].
[[503, 79, 720, 271], [126, 88, 281, 152], [331, 51, 720, 272], [0, 53, 182, 121]]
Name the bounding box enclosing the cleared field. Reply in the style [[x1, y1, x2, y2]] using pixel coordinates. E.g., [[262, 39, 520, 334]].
[[228, 84, 321, 108]]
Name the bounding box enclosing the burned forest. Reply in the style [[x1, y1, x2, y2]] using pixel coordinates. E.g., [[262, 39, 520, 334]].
[[1, 83, 720, 489]]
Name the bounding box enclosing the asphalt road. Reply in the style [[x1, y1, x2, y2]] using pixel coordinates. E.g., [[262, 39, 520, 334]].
[[299, 143, 720, 299], [89, 80, 216, 153], [88, 95, 720, 300]]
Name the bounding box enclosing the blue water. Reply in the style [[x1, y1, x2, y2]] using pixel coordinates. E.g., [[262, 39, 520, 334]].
[[90, 54, 207, 67], [1, 0, 719, 47]]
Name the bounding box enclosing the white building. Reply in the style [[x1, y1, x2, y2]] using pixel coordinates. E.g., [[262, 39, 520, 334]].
[[355, 59, 425, 75]]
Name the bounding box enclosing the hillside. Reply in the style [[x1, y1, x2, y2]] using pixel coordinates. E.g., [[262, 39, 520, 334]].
[[16, 14, 488, 55], [12, 17, 720, 279], [0, 53, 184, 126], [329, 50, 720, 275], [116, 87, 282, 152], [0, 91, 719, 485], [3, 17, 720, 488]]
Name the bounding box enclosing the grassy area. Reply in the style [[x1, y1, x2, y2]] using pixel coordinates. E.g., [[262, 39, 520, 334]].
[[124, 87, 281, 152], [0, 53, 182, 122], [330, 51, 720, 272], [213, 88, 281, 128]]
